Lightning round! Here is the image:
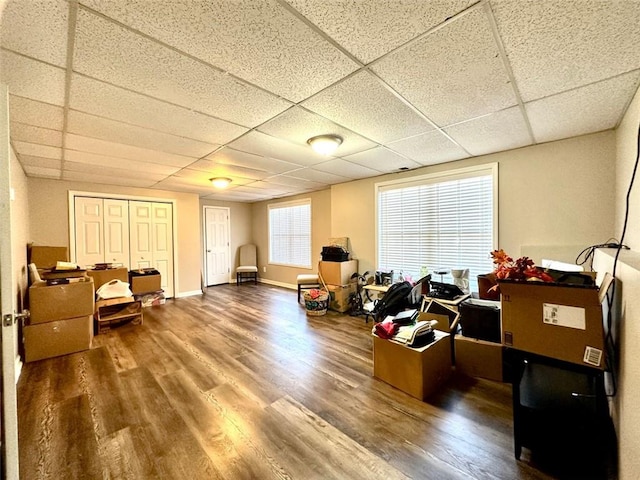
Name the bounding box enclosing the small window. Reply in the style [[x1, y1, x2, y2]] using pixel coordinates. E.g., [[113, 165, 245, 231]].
[[376, 164, 497, 292], [268, 199, 312, 268]]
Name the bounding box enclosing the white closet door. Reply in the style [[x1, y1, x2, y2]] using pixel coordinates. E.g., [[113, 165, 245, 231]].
[[129, 200, 153, 270], [74, 197, 104, 268], [152, 202, 174, 297], [103, 199, 130, 268]]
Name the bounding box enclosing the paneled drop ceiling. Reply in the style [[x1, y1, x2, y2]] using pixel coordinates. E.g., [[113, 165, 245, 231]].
[[1, 0, 639, 202]]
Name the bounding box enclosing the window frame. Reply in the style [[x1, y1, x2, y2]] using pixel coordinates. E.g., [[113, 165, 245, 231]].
[[374, 163, 498, 285], [267, 198, 313, 269]]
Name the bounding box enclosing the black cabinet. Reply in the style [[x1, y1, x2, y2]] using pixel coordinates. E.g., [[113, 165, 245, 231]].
[[508, 349, 616, 477]]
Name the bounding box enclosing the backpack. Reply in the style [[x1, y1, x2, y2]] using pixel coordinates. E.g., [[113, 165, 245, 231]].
[[372, 281, 413, 322]]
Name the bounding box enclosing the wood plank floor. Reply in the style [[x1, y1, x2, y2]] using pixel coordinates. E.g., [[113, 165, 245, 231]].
[[17, 284, 612, 479]]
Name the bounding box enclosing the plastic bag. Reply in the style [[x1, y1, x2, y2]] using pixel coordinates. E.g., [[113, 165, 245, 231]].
[[96, 279, 132, 300]]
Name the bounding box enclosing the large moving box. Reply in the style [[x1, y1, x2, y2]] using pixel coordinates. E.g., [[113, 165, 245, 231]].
[[373, 330, 451, 400], [23, 315, 93, 362], [129, 269, 162, 294], [454, 335, 504, 382], [28, 245, 69, 269], [500, 274, 614, 369], [29, 277, 95, 324], [319, 260, 358, 286], [327, 283, 356, 312], [87, 267, 129, 290]]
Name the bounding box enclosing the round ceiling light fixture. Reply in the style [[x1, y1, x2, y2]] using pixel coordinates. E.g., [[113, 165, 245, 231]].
[[307, 134, 343, 156], [210, 177, 232, 189]]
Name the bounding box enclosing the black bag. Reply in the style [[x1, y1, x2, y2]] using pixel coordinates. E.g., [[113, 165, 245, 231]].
[[372, 281, 413, 322]]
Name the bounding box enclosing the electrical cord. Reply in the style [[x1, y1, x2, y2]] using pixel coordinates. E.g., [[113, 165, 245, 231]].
[[602, 118, 640, 397], [575, 238, 627, 271]]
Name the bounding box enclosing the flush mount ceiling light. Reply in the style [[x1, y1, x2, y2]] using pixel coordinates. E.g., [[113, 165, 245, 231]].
[[210, 177, 232, 189], [307, 134, 343, 155]]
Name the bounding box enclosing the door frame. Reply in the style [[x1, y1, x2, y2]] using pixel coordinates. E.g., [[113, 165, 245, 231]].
[[68, 191, 178, 296], [0, 83, 20, 480], [202, 205, 231, 286]]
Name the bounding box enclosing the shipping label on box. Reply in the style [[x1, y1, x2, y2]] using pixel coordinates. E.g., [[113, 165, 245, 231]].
[[542, 303, 585, 330]]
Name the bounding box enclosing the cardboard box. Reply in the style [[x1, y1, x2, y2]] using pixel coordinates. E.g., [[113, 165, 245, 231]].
[[319, 260, 358, 286], [455, 335, 504, 382], [87, 267, 129, 290], [28, 245, 69, 269], [327, 283, 356, 312], [418, 300, 461, 364], [23, 314, 93, 362], [499, 274, 614, 369], [95, 297, 143, 333], [373, 330, 451, 400], [129, 269, 162, 294], [29, 277, 95, 324]]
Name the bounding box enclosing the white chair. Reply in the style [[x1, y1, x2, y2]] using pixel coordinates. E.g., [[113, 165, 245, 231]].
[[236, 244, 258, 285], [296, 273, 320, 303]]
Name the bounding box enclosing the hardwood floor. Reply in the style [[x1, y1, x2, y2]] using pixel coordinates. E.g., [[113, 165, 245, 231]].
[[17, 284, 610, 479]]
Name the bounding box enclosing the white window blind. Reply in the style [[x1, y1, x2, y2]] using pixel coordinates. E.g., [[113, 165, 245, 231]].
[[268, 199, 312, 268], [377, 165, 497, 291]]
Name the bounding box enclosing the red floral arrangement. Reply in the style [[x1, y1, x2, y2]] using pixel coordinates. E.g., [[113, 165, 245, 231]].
[[490, 249, 553, 283]]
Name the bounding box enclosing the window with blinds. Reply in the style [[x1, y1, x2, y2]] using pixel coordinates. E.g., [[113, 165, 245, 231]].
[[376, 164, 497, 292], [268, 199, 312, 268]]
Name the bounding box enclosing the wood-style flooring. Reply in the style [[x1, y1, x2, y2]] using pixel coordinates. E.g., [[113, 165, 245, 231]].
[[17, 284, 612, 479]]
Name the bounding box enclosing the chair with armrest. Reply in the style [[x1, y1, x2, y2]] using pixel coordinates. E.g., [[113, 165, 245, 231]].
[[236, 244, 258, 285]]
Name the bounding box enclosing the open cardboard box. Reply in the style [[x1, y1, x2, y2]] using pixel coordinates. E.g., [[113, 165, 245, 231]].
[[499, 273, 614, 369], [373, 329, 451, 400], [87, 267, 129, 290], [29, 277, 95, 324], [455, 335, 505, 382], [419, 299, 461, 363]]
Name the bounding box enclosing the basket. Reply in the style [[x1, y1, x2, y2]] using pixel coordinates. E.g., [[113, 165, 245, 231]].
[[303, 289, 329, 316]]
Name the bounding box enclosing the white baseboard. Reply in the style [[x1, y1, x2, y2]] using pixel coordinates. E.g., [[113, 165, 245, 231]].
[[174, 290, 203, 298], [258, 278, 296, 290]]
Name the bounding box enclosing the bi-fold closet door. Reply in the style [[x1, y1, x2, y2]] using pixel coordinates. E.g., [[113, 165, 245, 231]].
[[74, 196, 174, 297]]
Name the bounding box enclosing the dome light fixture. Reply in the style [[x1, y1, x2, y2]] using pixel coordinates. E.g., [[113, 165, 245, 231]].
[[307, 134, 343, 156], [210, 177, 232, 189]]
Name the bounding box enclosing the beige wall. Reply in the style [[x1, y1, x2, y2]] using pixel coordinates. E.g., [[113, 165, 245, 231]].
[[609, 83, 640, 480], [251, 189, 331, 286], [331, 131, 616, 275], [27, 178, 202, 296], [199, 198, 253, 282]]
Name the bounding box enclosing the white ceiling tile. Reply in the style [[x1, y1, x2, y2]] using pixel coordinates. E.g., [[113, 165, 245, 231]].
[[65, 133, 196, 168], [79, 0, 359, 102], [302, 70, 433, 143], [19, 155, 62, 170], [205, 147, 301, 175], [341, 147, 421, 173], [172, 168, 256, 187], [444, 107, 533, 156], [286, 0, 476, 63], [312, 158, 382, 180], [69, 74, 248, 145], [262, 175, 327, 192], [227, 131, 327, 167], [22, 165, 61, 179], [13, 141, 62, 159], [257, 106, 378, 156], [285, 168, 351, 185], [10, 122, 62, 147], [73, 9, 292, 127], [152, 178, 222, 196], [201, 191, 262, 202], [67, 110, 218, 158], [64, 150, 181, 176], [491, 0, 640, 101], [0, 0, 68, 67], [526, 71, 640, 144], [62, 170, 158, 188], [386, 131, 470, 166], [63, 161, 168, 183], [184, 160, 271, 181], [371, 6, 516, 127], [8, 96, 64, 130], [0, 50, 65, 105]]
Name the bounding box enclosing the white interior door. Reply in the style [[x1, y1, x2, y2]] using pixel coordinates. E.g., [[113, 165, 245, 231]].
[[129, 200, 153, 270], [74, 196, 104, 268], [0, 83, 20, 479], [151, 202, 174, 297], [103, 199, 130, 268], [204, 206, 230, 286]]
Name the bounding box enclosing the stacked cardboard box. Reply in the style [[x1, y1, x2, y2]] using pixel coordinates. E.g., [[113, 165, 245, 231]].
[[319, 260, 358, 313], [25, 277, 95, 362], [129, 268, 164, 307]]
